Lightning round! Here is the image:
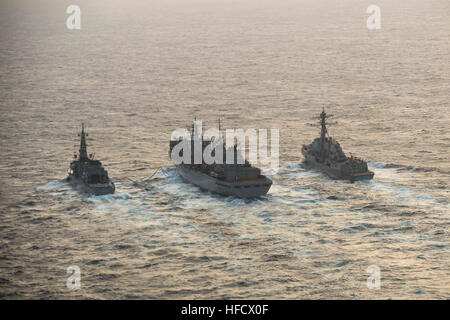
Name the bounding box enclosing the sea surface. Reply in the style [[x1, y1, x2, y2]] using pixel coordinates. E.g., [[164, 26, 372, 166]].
[[0, 0, 449, 299]]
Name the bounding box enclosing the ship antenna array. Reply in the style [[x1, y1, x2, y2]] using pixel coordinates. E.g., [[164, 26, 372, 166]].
[[305, 107, 337, 137]]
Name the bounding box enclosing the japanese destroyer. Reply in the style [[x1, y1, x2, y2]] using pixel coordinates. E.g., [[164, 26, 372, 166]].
[[67, 124, 115, 195], [169, 120, 272, 198], [301, 109, 374, 182]]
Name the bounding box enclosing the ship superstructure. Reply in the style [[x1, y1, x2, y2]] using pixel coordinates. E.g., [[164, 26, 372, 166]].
[[169, 120, 272, 198], [68, 124, 115, 195], [301, 109, 374, 182]]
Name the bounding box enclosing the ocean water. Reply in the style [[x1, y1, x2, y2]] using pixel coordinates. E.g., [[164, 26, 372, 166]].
[[0, 0, 449, 299]]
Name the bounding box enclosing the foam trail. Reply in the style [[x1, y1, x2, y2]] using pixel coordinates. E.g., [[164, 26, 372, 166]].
[[88, 193, 131, 203], [36, 179, 69, 191], [368, 162, 387, 168], [362, 179, 446, 210]]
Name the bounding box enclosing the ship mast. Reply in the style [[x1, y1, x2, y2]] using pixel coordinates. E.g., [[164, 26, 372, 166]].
[[318, 107, 335, 160], [218, 118, 223, 142], [191, 117, 197, 140], [78, 123, 88, 161], [320, 107, 328, 148]]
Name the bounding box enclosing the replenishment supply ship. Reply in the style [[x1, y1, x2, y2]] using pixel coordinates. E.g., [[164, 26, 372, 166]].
[[301, 109, 374, 182], [169, 120, 272, 198], [67, 124, 115, 195]]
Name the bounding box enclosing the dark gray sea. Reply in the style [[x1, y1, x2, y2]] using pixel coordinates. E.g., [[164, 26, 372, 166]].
[[0, 0, 449, 299]]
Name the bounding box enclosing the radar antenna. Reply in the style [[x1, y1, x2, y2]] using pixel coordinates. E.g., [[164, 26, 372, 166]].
[[78, 123, 88, 161], [306, 106, 337, 136], [305, 106, 338, 160]]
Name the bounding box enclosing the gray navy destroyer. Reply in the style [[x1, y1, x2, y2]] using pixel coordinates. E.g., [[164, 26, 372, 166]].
[[302, 109, 374, 182], [67, 124, 115, 195], [169, 120, 272, 198]]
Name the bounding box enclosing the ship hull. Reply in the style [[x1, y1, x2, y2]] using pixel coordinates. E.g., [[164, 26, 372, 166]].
[[302, 152, 374, 182], [68, 176, 115, 195], [177, 166, 272, 198]]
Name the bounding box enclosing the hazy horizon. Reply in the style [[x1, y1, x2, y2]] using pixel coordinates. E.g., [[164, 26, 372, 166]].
[[0, 0, 448, 299]]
